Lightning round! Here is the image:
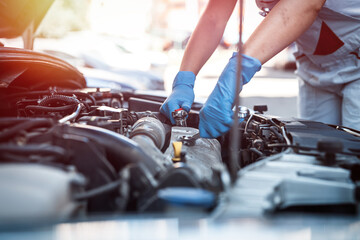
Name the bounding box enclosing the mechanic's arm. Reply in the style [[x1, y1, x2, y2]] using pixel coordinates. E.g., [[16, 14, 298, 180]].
[[180, 0, 237, 75], [244, 0, 326, 64], [160, 0, 237, 124], [199, 0, 326, 138]]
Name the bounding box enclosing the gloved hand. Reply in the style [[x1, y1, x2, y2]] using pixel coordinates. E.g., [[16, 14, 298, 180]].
[[199, 53, 261, 138], [160, 71, 195, 124]]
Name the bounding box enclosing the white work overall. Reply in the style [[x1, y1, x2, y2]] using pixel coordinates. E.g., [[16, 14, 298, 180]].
[[295, 0, 360, 130]]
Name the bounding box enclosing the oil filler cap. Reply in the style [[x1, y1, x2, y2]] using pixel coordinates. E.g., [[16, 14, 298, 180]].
[[172, 141, 183, 162]]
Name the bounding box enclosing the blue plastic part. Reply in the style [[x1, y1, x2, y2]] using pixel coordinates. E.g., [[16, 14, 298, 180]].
[[158, 187, 216, 207]]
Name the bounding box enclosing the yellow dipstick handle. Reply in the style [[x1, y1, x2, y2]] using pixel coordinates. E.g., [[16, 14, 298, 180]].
[[172, 141, 183, 162]]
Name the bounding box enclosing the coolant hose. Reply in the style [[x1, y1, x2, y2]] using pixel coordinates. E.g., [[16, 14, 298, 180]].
[[59, 123, 165, 174], [129, 117, 166, 150]]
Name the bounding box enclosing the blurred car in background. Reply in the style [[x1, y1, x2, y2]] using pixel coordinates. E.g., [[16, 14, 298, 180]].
[[36, 35, 166, 91], [41, 49, 165, 91]]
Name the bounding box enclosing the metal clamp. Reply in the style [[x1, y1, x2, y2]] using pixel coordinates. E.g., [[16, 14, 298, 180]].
[[177, 132, 200, 146]]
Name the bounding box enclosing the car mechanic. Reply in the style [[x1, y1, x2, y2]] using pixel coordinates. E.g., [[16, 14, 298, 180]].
[[160, 0, 360, 137]]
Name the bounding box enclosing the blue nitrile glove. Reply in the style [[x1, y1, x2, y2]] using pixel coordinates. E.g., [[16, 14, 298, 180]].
[[160, 71, 195, 124], [199, 53, 261, 138]]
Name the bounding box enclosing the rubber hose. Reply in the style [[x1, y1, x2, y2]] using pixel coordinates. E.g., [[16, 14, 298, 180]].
[[0, 144, 65, 158], [25, 104, 76, 113], [0, 119, 54, 142], [39, 95, 79, 107]]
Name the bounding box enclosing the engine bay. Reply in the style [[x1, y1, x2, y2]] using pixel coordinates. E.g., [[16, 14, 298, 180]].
[[1, 87, 360, 224], [1, 1, 360, 237]]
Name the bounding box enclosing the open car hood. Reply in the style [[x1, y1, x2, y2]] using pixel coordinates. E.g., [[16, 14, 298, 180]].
[[0, 46, 86, 91], [0, 0, 54, 38], [0, 0, 86, 91]]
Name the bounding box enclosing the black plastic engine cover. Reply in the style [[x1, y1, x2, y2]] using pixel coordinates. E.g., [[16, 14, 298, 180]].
[[282, 120, 360, 155]]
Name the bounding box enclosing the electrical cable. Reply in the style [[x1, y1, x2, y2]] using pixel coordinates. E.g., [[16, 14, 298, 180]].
[[2, 90, 96, 105], [73, 179, 123, 201]]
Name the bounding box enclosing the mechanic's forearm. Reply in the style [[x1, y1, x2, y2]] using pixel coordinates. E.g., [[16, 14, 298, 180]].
[[180, 0, 237, 75], [179, 16, 225, 75], [243, 0, 326, 64]]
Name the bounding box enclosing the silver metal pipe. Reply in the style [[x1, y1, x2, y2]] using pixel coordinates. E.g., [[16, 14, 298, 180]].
[[59, 103, 83, 124], [281, 126, 291, 145]]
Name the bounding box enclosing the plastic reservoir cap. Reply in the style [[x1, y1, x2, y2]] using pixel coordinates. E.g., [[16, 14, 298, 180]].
[[158, 187, 215, 207]]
